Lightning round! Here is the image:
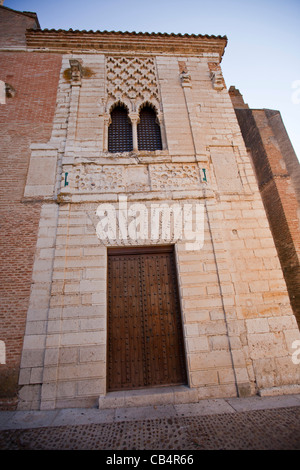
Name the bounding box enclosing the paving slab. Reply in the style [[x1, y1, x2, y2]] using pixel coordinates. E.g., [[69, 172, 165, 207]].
[[174, 398, 235, 417], [0, 410, 58, 430], [115, 404, 177, 422], [51, 407, 115, 427], [0, 411, 16, 429], [226, 393, 300, 412], [1, 393, 300, 433], [1, 406, 300, 450]]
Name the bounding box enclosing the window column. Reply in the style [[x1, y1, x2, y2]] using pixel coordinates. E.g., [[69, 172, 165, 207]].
[[129, 113, 139, 152]]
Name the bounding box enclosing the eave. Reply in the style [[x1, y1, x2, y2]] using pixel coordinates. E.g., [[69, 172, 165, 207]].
[[26, 29, 227, 61]]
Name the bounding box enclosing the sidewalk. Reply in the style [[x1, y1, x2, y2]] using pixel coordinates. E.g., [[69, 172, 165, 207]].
[[1, 394, 300, 450]]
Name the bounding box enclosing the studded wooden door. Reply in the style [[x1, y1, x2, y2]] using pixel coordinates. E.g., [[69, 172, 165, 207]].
[[107, 246, 187, 392]]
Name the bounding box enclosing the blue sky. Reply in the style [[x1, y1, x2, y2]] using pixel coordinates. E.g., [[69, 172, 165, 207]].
[[4, 0, 300, 160]]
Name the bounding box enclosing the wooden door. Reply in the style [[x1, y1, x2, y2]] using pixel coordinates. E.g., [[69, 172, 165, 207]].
[[107, 246, 187, 392]]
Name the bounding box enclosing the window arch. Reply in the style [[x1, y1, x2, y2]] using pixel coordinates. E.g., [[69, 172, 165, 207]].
[[108, 103, 133, 153], [137, 105, 162, 151]]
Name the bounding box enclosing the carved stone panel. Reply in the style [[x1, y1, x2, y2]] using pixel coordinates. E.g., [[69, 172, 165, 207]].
[[74, 164, 126, 192], [149, 163, 201, 191]]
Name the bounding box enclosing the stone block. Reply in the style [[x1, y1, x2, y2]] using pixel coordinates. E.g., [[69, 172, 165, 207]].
[[20, 349, 45, 368], [79, 345, 105, 363], [186, 336, 209, 353], [77, 379, 104, 397], [275, 356, 300, 385], [56, 381, 76, 398], [248, 333, 287, 360], [190, 369, 219, 386], [246, 318, 269, 334], [189, 350, 233, 370]]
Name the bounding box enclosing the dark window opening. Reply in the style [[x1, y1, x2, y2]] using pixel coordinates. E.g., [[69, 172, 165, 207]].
[[137, 106, 162, 151], [108, 104, 133, 153]]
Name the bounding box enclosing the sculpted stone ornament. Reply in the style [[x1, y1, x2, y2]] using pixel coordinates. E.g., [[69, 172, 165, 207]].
[[69, 59, 83, 86], [210, 69, 224, 90], [180, 69, 192, 87]]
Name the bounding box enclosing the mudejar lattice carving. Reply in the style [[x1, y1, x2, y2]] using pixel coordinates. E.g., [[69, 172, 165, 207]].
[[105, 56, 160, 113]]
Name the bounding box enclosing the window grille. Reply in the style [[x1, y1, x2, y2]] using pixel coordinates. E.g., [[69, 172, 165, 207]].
[[108, 105, 133, 153], [137, 106, 162, 151]]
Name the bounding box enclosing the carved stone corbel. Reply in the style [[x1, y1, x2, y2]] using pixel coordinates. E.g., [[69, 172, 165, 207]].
[[210, 70, 224, 91], [69, 59, 83, 86], [180, 70, 192, 88]]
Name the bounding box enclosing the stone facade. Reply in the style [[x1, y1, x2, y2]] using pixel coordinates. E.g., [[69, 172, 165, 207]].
[[0, 5, 299, 411]]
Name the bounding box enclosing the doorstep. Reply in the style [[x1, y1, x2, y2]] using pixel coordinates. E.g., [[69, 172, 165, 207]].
[[98, 385, 198, 409]]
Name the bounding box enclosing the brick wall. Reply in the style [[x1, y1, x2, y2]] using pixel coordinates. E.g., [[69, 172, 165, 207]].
[[230, 89, 300, 326], [0, 6, 39, 49], [0, 51, 62, 408]]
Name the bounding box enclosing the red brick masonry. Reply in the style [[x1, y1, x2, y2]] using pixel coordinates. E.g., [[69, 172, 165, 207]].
[[0, 51, 62, 407]]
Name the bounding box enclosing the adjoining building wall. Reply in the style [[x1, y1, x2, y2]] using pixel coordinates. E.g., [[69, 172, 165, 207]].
[[229, 86, 300, 326], [0, 6, 62, 409], [0, 5, 39, 49]]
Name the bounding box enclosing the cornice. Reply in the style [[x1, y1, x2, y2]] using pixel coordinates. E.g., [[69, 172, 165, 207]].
[[25, 29, 227, 61]]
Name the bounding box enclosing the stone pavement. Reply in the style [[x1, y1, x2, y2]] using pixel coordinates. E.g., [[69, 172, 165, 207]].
[[0, 394, 300, 450]]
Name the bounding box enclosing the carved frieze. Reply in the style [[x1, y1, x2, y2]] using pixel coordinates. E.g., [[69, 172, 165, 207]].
[[62, 163, 203, 194]]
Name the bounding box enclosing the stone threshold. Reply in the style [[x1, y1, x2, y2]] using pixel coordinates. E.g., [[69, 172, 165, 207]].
[[98, 385, 199, 409], [98, 384, 300, 410], [258, 384, 300, 397]]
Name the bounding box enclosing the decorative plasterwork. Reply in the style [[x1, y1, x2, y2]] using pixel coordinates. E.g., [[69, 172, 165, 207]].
[[105, 56, 160, 113]]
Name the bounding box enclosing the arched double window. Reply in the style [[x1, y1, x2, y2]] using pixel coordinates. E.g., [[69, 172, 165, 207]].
[[107, 102, 163, 153], [108, 104, 133, 153]]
